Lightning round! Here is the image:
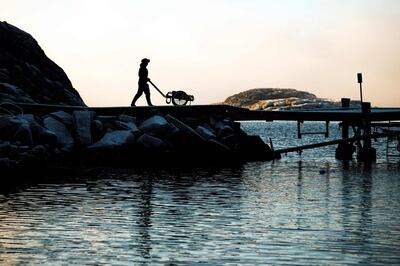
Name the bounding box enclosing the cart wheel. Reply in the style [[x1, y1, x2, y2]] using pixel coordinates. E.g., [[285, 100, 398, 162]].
[[172, 91, 189, 106]]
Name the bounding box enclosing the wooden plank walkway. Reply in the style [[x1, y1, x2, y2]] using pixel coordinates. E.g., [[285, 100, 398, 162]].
[[4, 103, 400, 122]]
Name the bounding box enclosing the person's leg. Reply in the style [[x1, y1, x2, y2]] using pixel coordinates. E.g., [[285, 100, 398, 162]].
[[131, 89, 143, 106], [145, 92, 153, 106], [144, 86, 153, 106]]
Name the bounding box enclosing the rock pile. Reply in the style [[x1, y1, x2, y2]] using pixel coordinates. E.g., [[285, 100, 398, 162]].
[[0, 110, 275, 172]]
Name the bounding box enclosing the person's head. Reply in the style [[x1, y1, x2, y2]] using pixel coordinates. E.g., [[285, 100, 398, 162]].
[[141, 58, 150, 66]]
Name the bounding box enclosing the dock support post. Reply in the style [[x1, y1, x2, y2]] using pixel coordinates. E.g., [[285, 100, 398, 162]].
[[335, 98, 355, 160], [297, 121, 302, 139], [357, 102, 376, 162]]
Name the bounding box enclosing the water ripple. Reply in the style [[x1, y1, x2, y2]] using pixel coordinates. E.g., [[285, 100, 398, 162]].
[[0, 122, 400, 264]]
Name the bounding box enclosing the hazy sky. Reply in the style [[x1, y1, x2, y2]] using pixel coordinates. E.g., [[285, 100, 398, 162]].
[[2, 0, 400, 106]]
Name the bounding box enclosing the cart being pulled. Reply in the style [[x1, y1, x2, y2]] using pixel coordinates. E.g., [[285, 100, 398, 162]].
[[149, 80, 194, 106]]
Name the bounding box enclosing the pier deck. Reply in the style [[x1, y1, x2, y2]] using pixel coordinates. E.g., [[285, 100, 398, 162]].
[[8, 103, 400, 122]]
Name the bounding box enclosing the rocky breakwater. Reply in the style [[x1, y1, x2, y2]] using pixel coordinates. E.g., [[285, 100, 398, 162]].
[[0, 110, 276, 174]]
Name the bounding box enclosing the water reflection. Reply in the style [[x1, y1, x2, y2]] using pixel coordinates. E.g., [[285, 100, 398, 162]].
[[0, 162, 400, 264], [137, 176, 153, 259]]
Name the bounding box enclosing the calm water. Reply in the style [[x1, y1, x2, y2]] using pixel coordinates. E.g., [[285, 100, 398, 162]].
[[1, 122, 400, 265]]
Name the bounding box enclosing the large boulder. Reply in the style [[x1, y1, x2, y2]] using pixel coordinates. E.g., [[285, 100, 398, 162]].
[[0, 157, 18, 170], [91, 119, 104, 143], [0, 21, 85, 105], [137, 133, 168, 150], [207, 139, 230, 152], [165, 114, 206, 142], [0, 116, 21, 138], [139, 115, 177, 137], [214, 121, 235, 138], [12, 119, 33, 146], [89, 130, 134, 149], [236, 135, 275, 161], [0, 116, 33, 146], [43, 116, 74, 152], [72, 111, 92, 146], [17, 114, 57, 145], [114, 121, 141, 136], [49, 111, 73, 126], [118, 114, 137, 123], [96, 116, 118, 131], [195, 126, 216, 140]]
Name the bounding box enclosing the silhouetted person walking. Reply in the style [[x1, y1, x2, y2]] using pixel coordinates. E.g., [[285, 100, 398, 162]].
[[131, 58, 153, 106]]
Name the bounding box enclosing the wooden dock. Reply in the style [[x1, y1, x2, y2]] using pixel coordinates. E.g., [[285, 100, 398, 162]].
[[6, 102, 400, 122]]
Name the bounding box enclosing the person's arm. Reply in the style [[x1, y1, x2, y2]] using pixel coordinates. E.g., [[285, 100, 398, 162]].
[[144, 68, 150, 81]]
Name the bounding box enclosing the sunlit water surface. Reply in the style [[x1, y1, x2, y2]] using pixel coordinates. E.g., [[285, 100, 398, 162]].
[[1, 122, 399, 265]]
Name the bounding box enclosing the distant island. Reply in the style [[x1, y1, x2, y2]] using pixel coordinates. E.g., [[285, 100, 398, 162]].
[[223, 88, 360, 110]]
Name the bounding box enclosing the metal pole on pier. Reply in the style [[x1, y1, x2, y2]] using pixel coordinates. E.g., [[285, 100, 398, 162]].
[[357, 73, 363, 104]]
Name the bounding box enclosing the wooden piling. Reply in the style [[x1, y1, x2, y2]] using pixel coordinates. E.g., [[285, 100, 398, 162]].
[[362, 102, 372, 148], [335, 98, 355, 160], [357, 102, 377, 162], [341, 98, 350, 139]]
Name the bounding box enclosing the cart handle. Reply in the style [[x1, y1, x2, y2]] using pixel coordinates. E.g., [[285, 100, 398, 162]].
[[148, 80, 166, 98]]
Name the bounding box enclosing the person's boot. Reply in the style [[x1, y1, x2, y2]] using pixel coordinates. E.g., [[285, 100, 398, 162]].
[[146, 95, 153, 106], [131, 95, 139, 106]]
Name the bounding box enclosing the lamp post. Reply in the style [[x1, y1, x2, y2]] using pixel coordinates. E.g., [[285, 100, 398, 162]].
[[357, 73, 363, 104]]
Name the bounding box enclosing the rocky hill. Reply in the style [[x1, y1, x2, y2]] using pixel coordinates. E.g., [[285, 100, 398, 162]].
[[0, 21, 85, 106], [224, 88, 342, 110]]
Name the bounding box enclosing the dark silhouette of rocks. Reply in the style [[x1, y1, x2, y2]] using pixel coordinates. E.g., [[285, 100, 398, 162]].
[[0, 21, 85, 106], [1, 109, 277, 176]]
